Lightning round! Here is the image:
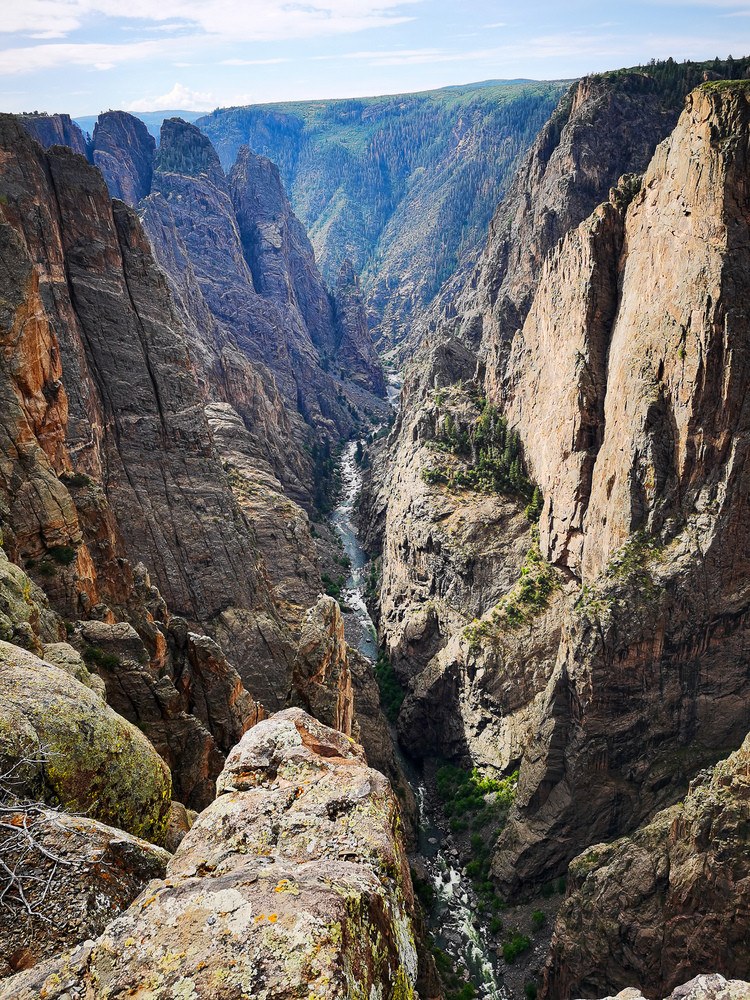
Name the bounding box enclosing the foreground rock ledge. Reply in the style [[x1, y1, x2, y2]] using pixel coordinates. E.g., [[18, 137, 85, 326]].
[[1, 708, 423, 1000]]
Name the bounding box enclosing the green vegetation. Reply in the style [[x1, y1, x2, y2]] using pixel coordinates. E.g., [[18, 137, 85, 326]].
[[431, 944, 477, 1000], [154, 120, 218, 177], [603, 55, 750, 111], [463, 535, 559, 652], [525, 984, 538, 1000], [321, 572, 345, 599], [422, 399, 540, 510], [531, 909, 547, 931], [197, 80, 567, 324], [48, 545, 76, 566], [374, 651, 405, 722], [60, 471, 92, 490], [435, 763, 517, 908], [503, 931, 531, 964], [82, 646, 103, 665]]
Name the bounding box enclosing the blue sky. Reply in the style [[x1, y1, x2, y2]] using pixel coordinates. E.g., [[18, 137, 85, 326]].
[[2, 0, 749, 116]]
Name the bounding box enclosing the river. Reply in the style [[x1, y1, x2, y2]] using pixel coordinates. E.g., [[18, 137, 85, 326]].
[[329, 415, 506, 1000]]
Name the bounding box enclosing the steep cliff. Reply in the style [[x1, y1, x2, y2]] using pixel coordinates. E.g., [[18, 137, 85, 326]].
[[0, 117, 308, 795], [90, 110, 155, 206], [18, 113, 87, 156], [543, 734, 750, 999], [139, 118, 387, 502], [491, 81, 750, 895], [364, 70, 750, 915]]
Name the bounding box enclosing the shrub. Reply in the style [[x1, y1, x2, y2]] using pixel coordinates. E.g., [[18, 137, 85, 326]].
[[48, 545, 76, 566], [82, 646, 103, 664], [531, 910, 546, 931], [556, 876, 567, 894], [61, 471, 92, 489], [100, 653, 120, 672], [37, 562, 56, 578], [373, 652, 405, 722], [524, 983, 538, 1000], [490, 916, 503, 934], [541, 882, 554, 898], [503, 933, 531, 964]]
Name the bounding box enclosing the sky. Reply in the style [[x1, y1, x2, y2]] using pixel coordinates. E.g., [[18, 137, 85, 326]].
[[1, 0, 750, 116]]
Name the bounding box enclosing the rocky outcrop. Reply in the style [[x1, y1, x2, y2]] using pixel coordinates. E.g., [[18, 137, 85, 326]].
[[0, 640, 172, 844], [0, 709, 433, 1000], [542, 734, 750, 1000], [0, 548, 63, 653], [0, 807, 169, 977], [228, 146, 338, 356], [90, 110, 155, 206], [17, 113, 86, 156], [74, 615, 263, 811], [291, 596, 354, 737], [569, 977, 750, 1000]]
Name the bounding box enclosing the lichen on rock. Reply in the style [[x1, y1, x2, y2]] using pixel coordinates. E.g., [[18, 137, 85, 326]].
[[0, 708, 428, 1000]]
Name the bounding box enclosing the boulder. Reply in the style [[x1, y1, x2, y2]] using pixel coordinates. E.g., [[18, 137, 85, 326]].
[[0, 640, 171, 844]]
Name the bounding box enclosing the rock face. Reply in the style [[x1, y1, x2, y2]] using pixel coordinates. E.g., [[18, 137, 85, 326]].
[[543, 735, 750, 1000], [140, 120, 386, 480], [489, 82, 750, 895], [0, 114, 303, 712], [291, 596, 354, 737], [0, 807, 169, 977], [365, 76, 750, 906], [0, 640, 172, 844], [17, 113, 87, 156], [0, 709, 433, 1000], [90, 110, 155, 206], [416, 73, 681, 383], [334, 260, 388, 396]]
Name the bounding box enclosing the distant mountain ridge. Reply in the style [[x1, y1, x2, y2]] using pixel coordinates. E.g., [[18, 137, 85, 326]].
[[194, 79, 570, 346]]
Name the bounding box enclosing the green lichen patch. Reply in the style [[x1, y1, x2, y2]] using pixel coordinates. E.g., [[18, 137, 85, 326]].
[[0, 640, 171, 845]]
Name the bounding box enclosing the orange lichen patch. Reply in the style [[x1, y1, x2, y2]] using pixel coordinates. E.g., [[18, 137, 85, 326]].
[[268, 914, 278, 923]]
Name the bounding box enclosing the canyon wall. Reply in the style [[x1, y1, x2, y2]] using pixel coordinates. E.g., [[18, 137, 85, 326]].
[[366, 75, 750, 912]]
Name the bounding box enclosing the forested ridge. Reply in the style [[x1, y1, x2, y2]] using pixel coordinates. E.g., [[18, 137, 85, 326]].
[[196, 79, 568, 343]]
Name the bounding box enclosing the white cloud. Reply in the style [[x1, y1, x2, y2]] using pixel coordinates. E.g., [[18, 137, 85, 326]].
[[220, 57, 291, 65], [0, 0, 421, 43], [0, 39, 160, 73], [122, 80, 215, 111]]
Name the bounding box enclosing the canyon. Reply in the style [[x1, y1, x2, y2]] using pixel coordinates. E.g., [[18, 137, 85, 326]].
[[0, 54, 749, 1000]]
